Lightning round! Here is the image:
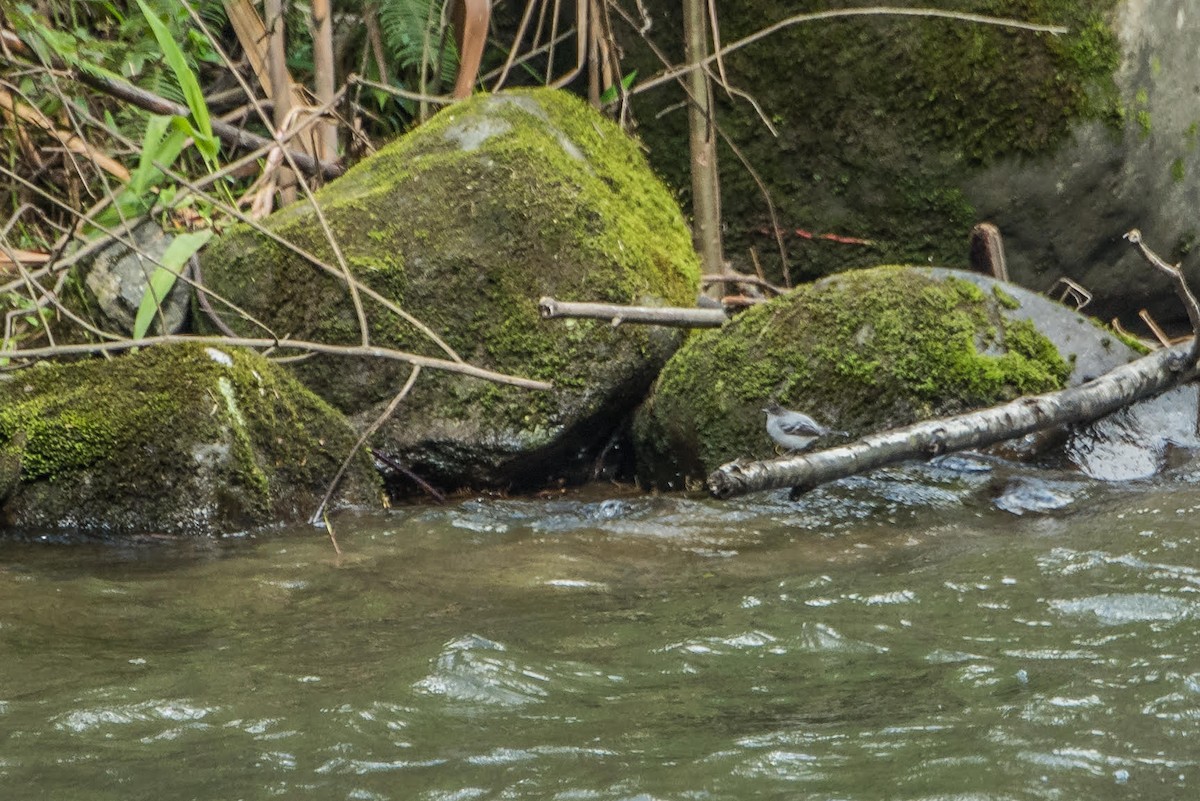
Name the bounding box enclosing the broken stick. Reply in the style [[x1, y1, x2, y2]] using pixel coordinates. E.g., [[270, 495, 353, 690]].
[[1125, 229, 1200, 363], [538, 297, 727, 327]]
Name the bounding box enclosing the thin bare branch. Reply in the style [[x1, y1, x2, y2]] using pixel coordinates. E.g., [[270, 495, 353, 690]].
[[491, 0, 541, 90], [539, 296, 726, 327], [1, 335, 553, 389], [346, 73, 456, 107], [0, 166, 278, 341], [608, 0, 789, 281], [700, 272, 783, 295], [1124, 228, 1200, 363], [178, 0, 372, 349], [3, 32, 342, 179], [633, 7, 1069, 96], [161, 168, 464, 363], [310, 364, 423, 524]]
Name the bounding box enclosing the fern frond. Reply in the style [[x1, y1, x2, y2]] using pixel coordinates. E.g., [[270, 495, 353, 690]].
[[377, 0, 458, 84]]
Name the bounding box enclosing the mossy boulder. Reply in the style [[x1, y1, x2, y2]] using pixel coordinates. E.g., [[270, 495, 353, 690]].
[[199, 88, 699, 492], [618, 1, 1199, 326], [0, 344, 379, 536], [634, 266, 1134, 489]]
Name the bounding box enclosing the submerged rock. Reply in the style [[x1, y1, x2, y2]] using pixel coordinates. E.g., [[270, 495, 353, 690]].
[[0, 344, 379, 536], [200, 88, 699, 492], [993, 478, 1079, 516], [1065, 384, 1200, 481], [635, 266, 1116, 489]]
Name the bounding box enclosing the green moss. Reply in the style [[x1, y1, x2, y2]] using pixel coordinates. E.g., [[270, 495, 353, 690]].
[[1101, 322, 1151, 355], [0, 361, 195, 481], [996, 319, 1071, 392], [1171, 158, 1186, 183], [1136, 109, 1152, 138], [1177, 231, 1198, 259], [636, 266, 1072, 483], [992, 284, 1022, 310]]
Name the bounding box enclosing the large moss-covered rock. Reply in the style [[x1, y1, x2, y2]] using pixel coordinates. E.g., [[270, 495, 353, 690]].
[[619, 1, 1199, 325], [200, 88, 699, 491], [0, 344, 379, 536], [634, 266, 1122, 489]]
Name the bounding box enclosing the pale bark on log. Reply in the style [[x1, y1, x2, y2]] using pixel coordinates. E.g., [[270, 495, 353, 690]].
[[707, 340, 1200, 499], [538, 296, 727, 327]]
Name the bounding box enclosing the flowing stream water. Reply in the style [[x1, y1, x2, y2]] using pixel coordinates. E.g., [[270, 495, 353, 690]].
[[2, 456, 1198, 800]]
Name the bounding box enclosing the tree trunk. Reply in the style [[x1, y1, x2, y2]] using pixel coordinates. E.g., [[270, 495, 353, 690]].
[[265, 0, 296, 203], [311, 0, 338, 161], [683, 0, 724, 286]]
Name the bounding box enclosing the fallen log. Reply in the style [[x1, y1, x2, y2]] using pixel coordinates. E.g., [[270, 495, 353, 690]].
[[538, 296, 727, 327], [707, 340, 1200, 499]]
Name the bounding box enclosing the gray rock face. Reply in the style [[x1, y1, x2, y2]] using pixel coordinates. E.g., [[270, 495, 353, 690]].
[[0, 344, 379, 536], [966, 0, 1200, 327], [621, 0, 1197, 328], [82, 219, 191, 335], [927, 268, 1140, 383]]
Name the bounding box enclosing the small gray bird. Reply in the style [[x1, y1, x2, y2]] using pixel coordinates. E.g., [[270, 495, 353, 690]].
[[763, 401, 842, 452]]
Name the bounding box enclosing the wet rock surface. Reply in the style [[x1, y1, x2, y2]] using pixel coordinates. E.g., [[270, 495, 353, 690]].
[[1064, 384, 1200, 481]]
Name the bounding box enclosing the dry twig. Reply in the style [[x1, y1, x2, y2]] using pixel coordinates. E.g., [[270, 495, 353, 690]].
[[0, 334, 552, 390], [539, 296, 727, 327], [1124, 228, 1200, 363], [310, 364, 423, 523], [633, 7, 1069, 96]]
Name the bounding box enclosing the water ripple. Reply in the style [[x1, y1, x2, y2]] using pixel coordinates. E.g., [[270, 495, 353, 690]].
[[53, 698, 215, 733], [1049, 594, 1196, 626], [413, 634, 550, 707]]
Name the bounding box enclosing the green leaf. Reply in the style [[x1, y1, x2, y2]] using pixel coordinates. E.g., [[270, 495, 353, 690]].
[[135, 0, 218, 169], [132, 229, 212, 339], [127, 115, 188, 197], [599, 70, 638, 105], [95, 114, 190, 228]]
